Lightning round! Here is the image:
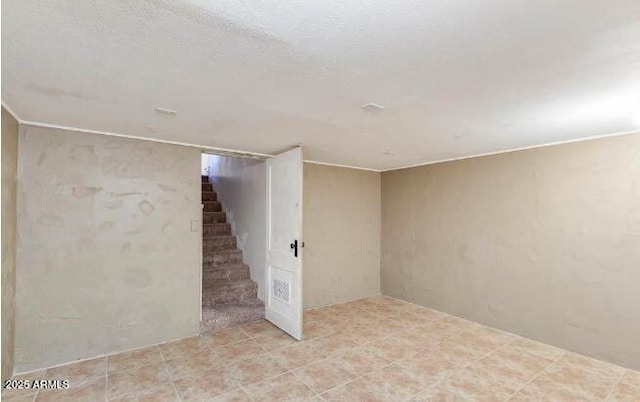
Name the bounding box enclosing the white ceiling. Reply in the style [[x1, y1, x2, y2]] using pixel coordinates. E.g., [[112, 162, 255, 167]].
[[3, 0, 640, 170]]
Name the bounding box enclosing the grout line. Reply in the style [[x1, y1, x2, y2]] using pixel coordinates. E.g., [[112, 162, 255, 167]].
[[103, 357, 108, 402], [156, 345, 183, 402], [604, 369, 629, 401], [504, 350, 567, 400]]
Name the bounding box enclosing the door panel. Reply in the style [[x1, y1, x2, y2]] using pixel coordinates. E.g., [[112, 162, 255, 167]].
[[265, 147, 303, 339]]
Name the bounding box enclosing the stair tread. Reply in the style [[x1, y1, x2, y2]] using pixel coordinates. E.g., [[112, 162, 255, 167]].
[[203, 263, 248, 272], [210, 278, 257, 288]]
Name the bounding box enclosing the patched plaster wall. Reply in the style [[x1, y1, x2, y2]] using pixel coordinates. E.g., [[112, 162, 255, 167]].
[[15, 125, 202, 372], [381, 133, 640, 370], [2, 107, 19, 379], [304, 163, 381, 308]]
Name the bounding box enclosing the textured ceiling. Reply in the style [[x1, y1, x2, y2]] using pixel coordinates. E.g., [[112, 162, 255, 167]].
[[2, 0, 640, 170]]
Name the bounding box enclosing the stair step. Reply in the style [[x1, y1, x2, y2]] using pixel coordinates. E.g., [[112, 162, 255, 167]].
[[203, 279, 258, 306], [200, 303, 265, 332], [202, 191, 217, 202], [203, 263, 251, 284], [203, 249, 243, 268], [203, 201, 222, 212], [204, 212, 226, 224], [203, 223, 232, 237], [202, 175, 209, 183], [202, 183, 213, 192], [203, 236, 237, 252]]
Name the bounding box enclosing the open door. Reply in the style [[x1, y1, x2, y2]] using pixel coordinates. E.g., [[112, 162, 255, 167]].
[[265, 147, 304, 340]]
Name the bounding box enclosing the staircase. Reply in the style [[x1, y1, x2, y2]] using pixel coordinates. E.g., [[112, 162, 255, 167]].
[[201, 176, 264, 332]]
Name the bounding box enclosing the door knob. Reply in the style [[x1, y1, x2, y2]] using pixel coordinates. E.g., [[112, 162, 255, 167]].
[[290, 240, 298, 257]]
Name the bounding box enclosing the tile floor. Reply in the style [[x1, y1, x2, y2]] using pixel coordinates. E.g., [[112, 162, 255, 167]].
[[3, 296, 640, 401]]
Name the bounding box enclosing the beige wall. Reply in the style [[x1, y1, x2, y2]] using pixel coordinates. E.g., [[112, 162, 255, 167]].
[[303, 163, 381, 309], [15, 125, 202, 372], [2, 107, 19, 379], [381, 133, 640, 370], [206, 154, 267, 300]]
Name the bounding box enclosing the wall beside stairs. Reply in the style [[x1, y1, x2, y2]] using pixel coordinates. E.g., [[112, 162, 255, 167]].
[[206, 154, 267, 301], [15, 125, 202, 372], [303, 163, 381, 309]]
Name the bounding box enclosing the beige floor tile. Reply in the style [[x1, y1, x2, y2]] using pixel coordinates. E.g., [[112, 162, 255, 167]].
[[227, 354, 288, 386], [377, 316, 417, 333], [509, 337, 565, 362], [408, 383, 461, 402], [439, 367, 521, 400], [489, 341, 558, 373], [320, 317, 353, 333], [397, 353, 459, 387], [1, 394, 37, 402], [158, 336, 211, 361], [607, 382, 640, 401], [398, 308, 445, 326], [398, 328, 441, 349], [321, 378, 389, 402], [293, 358, 356, 393], [272, 341, 328, 370], [108, 383, 178, 401], [347, 324, 388, 343], [107, 362, 170, 399], [324, 303, 356, 317], [364, 364, 428, 400], [308, 332, 358, 356], [334, 345, 391, 377], [164, 349, 222, 380], [243, 372, 316, 402], [199, 327, 250, 348], [36, 377, 105, 402], [465, 354, 539, 391], [366, 335, 425, 362], [107, 346, 163, 373], [240, 320, 284, 337], [620, 369, 640, 388], [512, 374, 599, 401], [210, 388, 253, 401], [415, 316, 478, 340], [43, 357, 106, 387], [254, 331, 300, 351], [452, 326, 516, 355], [537, 357, 624, 399], [427, 339, 484, 367], [214, 339, 267, 364], [304, 308, 334, 323], [173, 366, 239, 401], [303, 321, 337, 340]]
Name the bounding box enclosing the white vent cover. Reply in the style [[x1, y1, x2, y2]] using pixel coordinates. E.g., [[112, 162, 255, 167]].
[[273, 278, 291, 304]]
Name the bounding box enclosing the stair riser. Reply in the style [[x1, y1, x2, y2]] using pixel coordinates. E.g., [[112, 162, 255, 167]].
[[202, 183, 213, 192], [203, 201, 222, 212], [203, 265, 250, 283], [202, 192, 217, 202], [203, 252, 243, 268], [200, 306, 264, 332], [202, 284, 258, 306], [203, 237, 237, 252], [202, 176, 209, 183], [203, 212, 226, 224], [203, 224, 231, 237]]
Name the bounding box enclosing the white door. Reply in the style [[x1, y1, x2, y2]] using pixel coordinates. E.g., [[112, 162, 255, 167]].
[[265, 147, 304, 340]]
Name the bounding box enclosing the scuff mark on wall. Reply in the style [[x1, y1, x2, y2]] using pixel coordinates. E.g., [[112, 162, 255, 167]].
[[15, 125, 201, 372]]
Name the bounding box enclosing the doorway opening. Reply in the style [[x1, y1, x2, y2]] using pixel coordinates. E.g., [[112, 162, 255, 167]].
[[200, 152, 267, 332], [200, 148, 305, 339]]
